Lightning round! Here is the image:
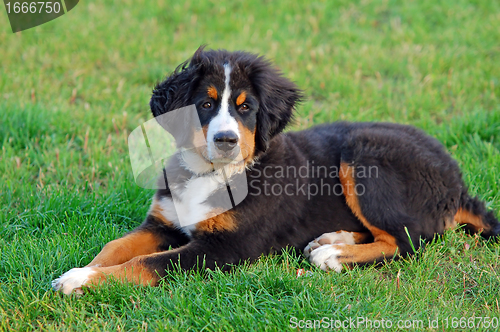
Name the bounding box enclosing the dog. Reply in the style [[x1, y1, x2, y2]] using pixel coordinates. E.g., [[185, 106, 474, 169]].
[[53, 47, 500, 295]]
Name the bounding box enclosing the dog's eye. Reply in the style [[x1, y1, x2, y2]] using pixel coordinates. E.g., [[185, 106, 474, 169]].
[[202, 102, 212, 109], [240, 104, 250, 111]]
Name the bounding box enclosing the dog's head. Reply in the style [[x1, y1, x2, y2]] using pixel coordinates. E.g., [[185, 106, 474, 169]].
[[150, 47, 303, 174]]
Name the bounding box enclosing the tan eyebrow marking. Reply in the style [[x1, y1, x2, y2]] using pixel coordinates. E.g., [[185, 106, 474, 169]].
[[236, 91, 247, 106], [207, 86, 218, 100]]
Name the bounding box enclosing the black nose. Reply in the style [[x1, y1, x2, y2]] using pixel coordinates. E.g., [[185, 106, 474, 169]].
[[214, 131, 239, 152]]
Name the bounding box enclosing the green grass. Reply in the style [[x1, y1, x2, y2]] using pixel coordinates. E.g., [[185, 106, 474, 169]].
[[1, 0, 500, 330]]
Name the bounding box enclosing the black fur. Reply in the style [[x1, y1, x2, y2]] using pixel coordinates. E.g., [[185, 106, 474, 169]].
[[113, 49, 500, 280], [459, 190, 500, 238], [150, 46, 303, 157]]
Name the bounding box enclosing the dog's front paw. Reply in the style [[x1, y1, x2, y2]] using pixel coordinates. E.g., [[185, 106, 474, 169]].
[[52, 267, 97, 295], [303, 231, 355, 258], [307, 244, 344, 272]]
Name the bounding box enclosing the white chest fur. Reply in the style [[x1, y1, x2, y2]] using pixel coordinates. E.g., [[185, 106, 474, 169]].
[[155, 173, 228, 236]]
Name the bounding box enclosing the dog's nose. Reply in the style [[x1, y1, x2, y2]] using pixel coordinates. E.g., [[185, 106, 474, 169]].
[[213, 131, 239, 152]]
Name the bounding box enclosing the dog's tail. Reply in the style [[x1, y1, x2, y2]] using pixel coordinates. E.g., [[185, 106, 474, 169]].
[[456, 189, 500, 238]]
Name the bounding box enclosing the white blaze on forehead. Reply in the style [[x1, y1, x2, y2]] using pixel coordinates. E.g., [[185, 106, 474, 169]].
[[206, 63, 240, 159]]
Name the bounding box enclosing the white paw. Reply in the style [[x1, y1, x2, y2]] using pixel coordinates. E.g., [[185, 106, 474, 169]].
[[308, 244, 343, 272], [303, 231, 355, 258], [52, 267, 96, 295]]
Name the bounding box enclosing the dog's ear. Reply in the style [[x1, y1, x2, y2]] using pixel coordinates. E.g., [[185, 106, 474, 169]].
[[150, 46, 207, 117], [150, 47, 208, 147], [246, 57, 304, 155]]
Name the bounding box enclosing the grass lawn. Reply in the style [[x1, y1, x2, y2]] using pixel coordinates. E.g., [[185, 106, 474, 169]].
[[1, 0, 500, 330]]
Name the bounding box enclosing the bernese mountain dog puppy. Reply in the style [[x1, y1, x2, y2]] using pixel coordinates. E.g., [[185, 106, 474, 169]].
[[53, 47, 500, 295]]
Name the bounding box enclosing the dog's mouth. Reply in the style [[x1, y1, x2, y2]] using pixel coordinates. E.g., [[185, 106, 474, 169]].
[[208, 145, 242, 164], [194, 144, 245, 169], [179, 139, 251, 176]]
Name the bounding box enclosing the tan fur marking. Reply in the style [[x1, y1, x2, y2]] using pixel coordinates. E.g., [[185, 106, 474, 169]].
[[196, 210, 237, 233], [193, 125, 211, 161], [334, 241, 398, 266], [237, 122, 256, 162], [87, 256, 158, 287], [207, 86, 218, 100], [87, 231, 161, 268], [444, 216, 458, 230], [149, 202, 174, 227], [193, 128, 207, 147], [454, 207, 488, 232], [202, 124, 209, 139], [351, 232, 372, 244], [337, 162, 399, 264], [236, 91, 247, 106]]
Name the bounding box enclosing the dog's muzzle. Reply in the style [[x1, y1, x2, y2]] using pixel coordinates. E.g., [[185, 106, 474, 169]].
[[214, 131, 238, 152], [211, 131, 240, 161]]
